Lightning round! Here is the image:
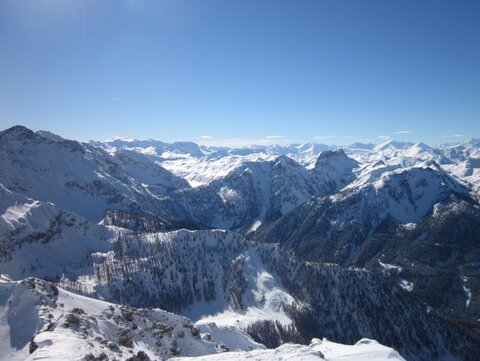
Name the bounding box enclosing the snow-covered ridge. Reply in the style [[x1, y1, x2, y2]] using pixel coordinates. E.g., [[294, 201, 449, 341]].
[[162, 151, 363, 231], [0, 126, 190, 223], [90, 132, 480, 197], [0, 277, 264, 361], [91, 137, 338, 186], [347, 166, 472, 223], [173, 338, 406, 361], [257, 165, 477, 256]]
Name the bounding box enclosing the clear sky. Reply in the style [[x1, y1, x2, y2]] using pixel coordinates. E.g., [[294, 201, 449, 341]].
[[0, 0, 479, 146]]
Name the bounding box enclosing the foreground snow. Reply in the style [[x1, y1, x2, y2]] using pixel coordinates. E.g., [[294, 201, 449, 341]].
[[0, 277, 406, 361], [172, 338, 406, 361], [0, 277, 262, 361]]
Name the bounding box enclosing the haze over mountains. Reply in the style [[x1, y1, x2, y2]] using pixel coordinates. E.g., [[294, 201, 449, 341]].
[[1, 125, 480, 361]]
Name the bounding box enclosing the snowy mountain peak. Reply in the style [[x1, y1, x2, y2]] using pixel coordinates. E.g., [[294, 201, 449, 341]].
[[407, 142, 434, 153], [374, 166, 468, 195], [314, 149, 358, 168], [314, 149, 359, 182], [351, 167, 474, 223], [373, 140, 414, 152], [414, 141, 430, 148], [402, 142, 444, 161], [169, 141, 206, 157], [316, 148, 347, 159], [0, 125, 36, 140], [272, 154, 301, 168], [1, 125, 85, 155], [0, 126, 194, 223]]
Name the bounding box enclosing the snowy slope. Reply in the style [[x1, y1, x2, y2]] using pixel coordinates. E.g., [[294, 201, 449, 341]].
[[257, 166, 475, 258], [1, 212, 475, 361], [443, 156, 480, 194], [0, 126, 188, 222], [0, 277, 263, 361], [91, 138, 208, 159], [403, 142, 446, 162], [172, 343, 325, 361], [43, 228, 478, 361], [1, 277, 409, 361], [172, 338, 406, 361], [311, 338, 406, 361], [313, 149, 359, 192], [161, 153, 276, 187], [352, 167, 470, 224], [112, 149, 191, 195], [196, 249, 296, 329], [0, 183, 59, 238], [255, 165, 480, 330], [0, 206, 478, 360], [161, 152, 360, 231], [350, 139, 480, 198], [92, 138, 336, 186], [0, 181, 116, 281], [372, 140, 414, 158]]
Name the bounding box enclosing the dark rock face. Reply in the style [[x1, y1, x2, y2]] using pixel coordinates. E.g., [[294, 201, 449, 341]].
[[29, 340, 38, 354], [126, 351, 151, 361]]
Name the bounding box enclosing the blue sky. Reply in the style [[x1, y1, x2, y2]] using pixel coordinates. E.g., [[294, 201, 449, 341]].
[[0, 0, 479, 146]]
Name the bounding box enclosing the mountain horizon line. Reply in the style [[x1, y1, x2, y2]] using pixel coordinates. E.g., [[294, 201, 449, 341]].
[[2, 124, 479, 150]]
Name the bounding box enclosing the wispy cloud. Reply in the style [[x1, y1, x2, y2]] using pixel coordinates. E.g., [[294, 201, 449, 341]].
[[395, 130, 411, 135], [260, 135, 289, 144], [314, 135, 337, 139], [265, 135, 286, 139], [342, 135, 355, 139], [377, 135, 392, 140], [441, 134, 466, 138], [197, 135, 287, 147], [106, 135, 134, 142]]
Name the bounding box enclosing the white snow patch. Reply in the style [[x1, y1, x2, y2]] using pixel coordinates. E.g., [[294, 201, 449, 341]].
[[462, 276, 472, 308], [247, 220, 262, 233], [398, 278, 414, 292], [311, 337, 406, 361], [197, 251, 295, 329], [378, 260, 402, 272], [218, 186, 240, 204]]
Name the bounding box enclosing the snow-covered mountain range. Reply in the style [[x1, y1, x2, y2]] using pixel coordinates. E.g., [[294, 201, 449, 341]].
[[1, 125, 480, 360]]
